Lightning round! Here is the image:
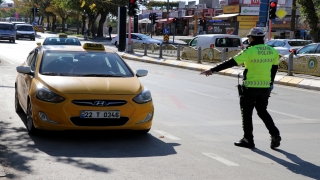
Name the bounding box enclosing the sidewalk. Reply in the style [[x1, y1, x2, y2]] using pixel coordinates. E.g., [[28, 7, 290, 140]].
[[118, 52, 320, 91]]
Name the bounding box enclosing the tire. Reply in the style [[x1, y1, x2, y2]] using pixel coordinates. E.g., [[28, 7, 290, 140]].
[[26, 101, 38, 135], [15, 87, 23, 112], [16, 37, 19, 40], [12, 40, 15, 43]]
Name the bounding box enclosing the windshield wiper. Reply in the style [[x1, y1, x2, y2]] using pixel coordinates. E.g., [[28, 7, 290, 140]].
[[80, 74, 124, 77], [41, 72, 63, 76]]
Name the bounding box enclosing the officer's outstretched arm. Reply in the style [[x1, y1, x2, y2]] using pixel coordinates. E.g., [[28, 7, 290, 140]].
[[210, 58, 238, 72]]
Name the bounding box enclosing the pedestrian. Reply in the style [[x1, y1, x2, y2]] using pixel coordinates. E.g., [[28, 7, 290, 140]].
[[83, 27, 88, 40], [108, 25, 113, 39], [200, 27, 281, 149]]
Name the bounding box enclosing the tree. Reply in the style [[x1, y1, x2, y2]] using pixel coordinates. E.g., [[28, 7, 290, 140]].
[[297, 0, 319, 42]]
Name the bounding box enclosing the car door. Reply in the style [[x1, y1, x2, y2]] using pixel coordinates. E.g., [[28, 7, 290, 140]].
[[20, 49, 39, 109]]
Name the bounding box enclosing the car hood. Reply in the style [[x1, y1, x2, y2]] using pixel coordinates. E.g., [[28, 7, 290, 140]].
[[38, 75, 142, 95]]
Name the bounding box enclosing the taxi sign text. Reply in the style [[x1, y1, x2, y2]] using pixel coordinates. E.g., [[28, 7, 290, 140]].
[[83, 43, 105, 50]]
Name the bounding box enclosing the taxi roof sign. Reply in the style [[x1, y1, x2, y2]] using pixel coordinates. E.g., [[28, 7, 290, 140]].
[[58, 33, 68, 38], [83, 43, 105, 51]]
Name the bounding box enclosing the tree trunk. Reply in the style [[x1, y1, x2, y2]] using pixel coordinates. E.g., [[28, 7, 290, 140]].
[[81, 15, 86, 34], [46, 15, 50, 30], [61, 18, 66, 32], [52, 16, 56, 32], [298, 0, 319, 42], [97, 11, 107, 37]]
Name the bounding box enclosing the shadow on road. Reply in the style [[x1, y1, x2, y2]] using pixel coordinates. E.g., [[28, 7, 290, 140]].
[[252, 148, 320, 179], [0, 114, 179, 178]]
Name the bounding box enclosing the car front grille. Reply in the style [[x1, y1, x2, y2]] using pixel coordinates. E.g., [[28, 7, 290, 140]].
[[72, 100, 127, 107], [70, 117, 129, 126]]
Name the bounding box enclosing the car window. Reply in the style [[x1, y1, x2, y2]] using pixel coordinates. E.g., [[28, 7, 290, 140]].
[[215, 38, 241, 47], [16, 25, 34, 31], [131, 34, 137, 39], [43, 38, 81, 45], [297, 44, 318, 54], [287, 41, 311, 46], [265, 40, 275, 46], [273, 41, 285, 47], [26, 51, 35, 66], [0, 24, 14, 31], [39, 51, 134, 77], [314, 45, 320, 54], [26, 49, 39, 71], [190, 37, 198, 46]]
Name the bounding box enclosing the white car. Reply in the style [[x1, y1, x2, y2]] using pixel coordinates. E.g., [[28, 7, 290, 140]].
[[265, 39, 311, 55], [242, 37, 249, 49], [111, 33, 162, 47]]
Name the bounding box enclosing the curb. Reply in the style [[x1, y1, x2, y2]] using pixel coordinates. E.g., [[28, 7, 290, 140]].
[[120, 53, 320, 91]]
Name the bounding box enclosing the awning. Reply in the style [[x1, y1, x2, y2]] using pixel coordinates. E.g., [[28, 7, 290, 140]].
[[183, 16, 194, 18], [211, 13, 239, 20], [157, 18, 173, 22]]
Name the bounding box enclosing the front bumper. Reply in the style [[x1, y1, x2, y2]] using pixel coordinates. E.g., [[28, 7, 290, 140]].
[[16, 34, 35, 39], [30, 94, 154, 131], [0, 35, 15, 40]]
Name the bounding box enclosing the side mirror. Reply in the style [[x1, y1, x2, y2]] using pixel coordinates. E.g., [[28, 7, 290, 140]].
[[136, 69, 148, 77], [16, 66, 33, 75]]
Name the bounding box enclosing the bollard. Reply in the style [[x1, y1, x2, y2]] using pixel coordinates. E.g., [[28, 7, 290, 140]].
[[287, 52, 294, 76], [197, 46, 202, 64], [159, 43, 163, 58], [177, 44, 181, 60], [144, 43, 147, 56], [222, 48, 226, 62]]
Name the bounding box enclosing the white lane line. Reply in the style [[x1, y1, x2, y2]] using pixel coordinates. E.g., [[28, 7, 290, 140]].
[[203, 153, 239, 166], [0, 59, 14, 64], [185, 89, 218, 98], [153, 130, 181, 140], [268, 109, 314, 120]]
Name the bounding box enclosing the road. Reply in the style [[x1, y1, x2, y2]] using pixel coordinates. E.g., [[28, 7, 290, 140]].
[[0, 33, 320, 180]]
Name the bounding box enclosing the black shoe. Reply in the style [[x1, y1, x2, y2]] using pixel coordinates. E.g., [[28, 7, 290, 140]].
[[234, 138, 255, 148], [270, 136, 281, 149]]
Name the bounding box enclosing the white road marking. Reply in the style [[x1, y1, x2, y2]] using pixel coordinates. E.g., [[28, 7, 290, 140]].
[[185, 89, 218, 98], [268, 109, 314, 120], [0, 59, 14, 64], [153, 130, 181, 140], [203, 153, 239, 166]]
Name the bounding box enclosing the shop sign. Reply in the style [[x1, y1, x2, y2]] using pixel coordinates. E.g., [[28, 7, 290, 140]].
[[237, 16, 259, 21], [228, 0, 239, 5], [203, 8, 214, 17], [188, 9, 195, 16], [272, 23, 291, 29], [240, 7, 259, 15], [206, 23, 237, 34], [223, 5, 240, 14], [194, 10, 202, 18], [219, 0, 228, 5], [215, 9, 223, 16], [239, 22, 256, 29], [242, 0, 260, 4], [197, 4, 206, 10]]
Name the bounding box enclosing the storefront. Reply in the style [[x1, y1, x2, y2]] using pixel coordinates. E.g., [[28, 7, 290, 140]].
[[210, 5, 239, 35], [237, 16, 259, 37]]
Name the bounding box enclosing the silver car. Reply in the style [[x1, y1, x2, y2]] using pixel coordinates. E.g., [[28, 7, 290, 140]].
[[111, 33, 162, 47], [0, 22, 16, 43], [265, 39, 311, 55], [15, 24, 36, 41]]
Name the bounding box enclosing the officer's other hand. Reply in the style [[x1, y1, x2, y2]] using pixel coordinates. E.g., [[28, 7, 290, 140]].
[[200, 70, 212, 76], [270, 84, 274, 91]]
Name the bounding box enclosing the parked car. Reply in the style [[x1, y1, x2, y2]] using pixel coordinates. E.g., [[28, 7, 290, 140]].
[[15, 24, 35, 41], [187, 34, 243, 51], [11, 21, 26, 28], [0, 22, 16, 43], [35, 25, 45, 33], [242, 37, 249, 49], [265, 39, 311, 55], [278, 43, 320, 74], [111, 33, 162, 47]]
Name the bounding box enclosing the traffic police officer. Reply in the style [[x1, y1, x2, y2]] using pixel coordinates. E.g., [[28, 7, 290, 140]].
[[201, 27, 281, 149]]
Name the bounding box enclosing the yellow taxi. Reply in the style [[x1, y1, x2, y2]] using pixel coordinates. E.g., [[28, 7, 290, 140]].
[[15, 43, 154, 135]]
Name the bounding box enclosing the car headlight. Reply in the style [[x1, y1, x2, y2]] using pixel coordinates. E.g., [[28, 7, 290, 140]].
[[132, 88, 152, 104], [36, 85, 65, 103]]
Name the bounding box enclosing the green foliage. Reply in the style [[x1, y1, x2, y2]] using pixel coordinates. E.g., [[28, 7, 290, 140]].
[[296, 0, 319, 42]]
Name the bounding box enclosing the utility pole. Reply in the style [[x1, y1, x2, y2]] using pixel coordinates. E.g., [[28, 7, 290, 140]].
[[166, 0, 169, 29], [290, 0, 296, 39]]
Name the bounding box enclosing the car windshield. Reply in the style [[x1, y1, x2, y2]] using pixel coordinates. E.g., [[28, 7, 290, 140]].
[[0, 24, 14, 31], [138, 34, 151, 39], [215, 38, 241, 47], [43, 38, 81, 45], [17, 26, 34, 31], [288, 41, 311, 46], [39, 51, 134, 77]]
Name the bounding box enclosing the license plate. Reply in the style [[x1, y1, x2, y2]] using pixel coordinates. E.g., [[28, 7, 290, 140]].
[[80, 111, 120, 119]]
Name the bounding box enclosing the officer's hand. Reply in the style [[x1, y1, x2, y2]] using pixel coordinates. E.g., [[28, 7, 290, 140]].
[[270, 84, 274, 91], [200, 70, 212, 77]]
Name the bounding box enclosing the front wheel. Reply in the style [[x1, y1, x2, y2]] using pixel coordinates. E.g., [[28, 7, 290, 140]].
[[26, 101, 38, 135]]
